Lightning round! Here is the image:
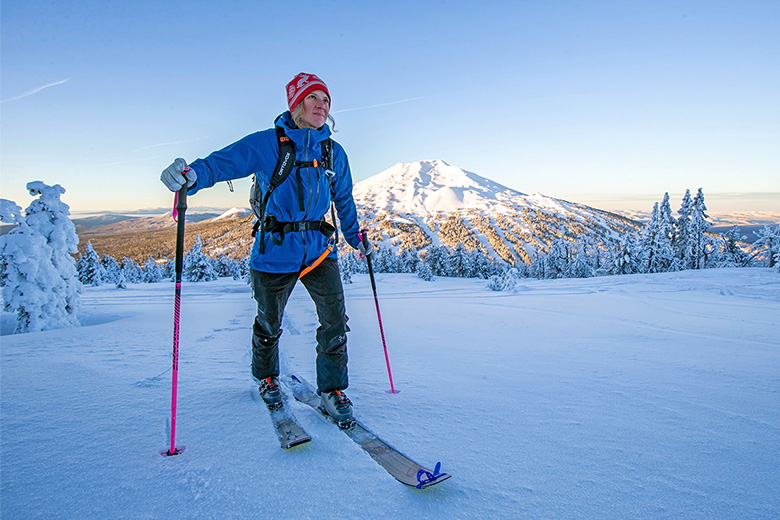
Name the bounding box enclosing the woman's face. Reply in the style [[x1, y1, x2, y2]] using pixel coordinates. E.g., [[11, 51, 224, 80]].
[[299, 90, 330, 129]]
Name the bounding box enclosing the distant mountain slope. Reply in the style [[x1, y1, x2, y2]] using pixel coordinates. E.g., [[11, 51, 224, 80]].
[[75, 211, 221, 235], [76, 209, 254, 262]]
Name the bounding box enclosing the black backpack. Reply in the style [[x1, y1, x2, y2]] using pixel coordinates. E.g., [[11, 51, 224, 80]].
[[250, 126, 337, 253]]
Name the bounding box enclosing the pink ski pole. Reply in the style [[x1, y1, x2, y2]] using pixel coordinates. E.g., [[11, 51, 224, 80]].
[[361, 230, 398, 394], [164, 174, 189, 456]]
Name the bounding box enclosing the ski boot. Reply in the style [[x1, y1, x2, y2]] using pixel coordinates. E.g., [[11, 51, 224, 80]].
[[259, 377, 283, 411], [320, 390, 354, 429]]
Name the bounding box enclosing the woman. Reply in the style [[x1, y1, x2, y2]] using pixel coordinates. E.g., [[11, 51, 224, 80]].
[[160, 73, 370, 426]]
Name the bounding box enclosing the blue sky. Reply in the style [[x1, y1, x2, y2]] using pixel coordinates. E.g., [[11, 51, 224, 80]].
[[2, 0, 778, 216]]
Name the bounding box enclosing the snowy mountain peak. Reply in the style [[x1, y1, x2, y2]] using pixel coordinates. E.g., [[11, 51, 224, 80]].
[[211, 207, 252, 221], [353, 160, 525, 216], [352, 159, 641, 266]]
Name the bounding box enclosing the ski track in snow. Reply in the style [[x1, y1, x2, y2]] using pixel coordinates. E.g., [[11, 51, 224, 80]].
[[1, 269, 779, 519]]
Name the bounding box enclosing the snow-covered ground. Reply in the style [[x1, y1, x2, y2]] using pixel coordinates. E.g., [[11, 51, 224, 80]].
[[2, 268, 779, 519]]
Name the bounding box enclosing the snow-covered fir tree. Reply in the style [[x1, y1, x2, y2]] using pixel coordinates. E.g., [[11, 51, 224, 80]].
[[529, 251, 547, 279], [374, 244, 403, 273], [162, 257, 175, 281], [718, 226, 750, 267], [416, 259, 434, 281], [542, 238, 573, 279], [121, 257, 142, 284], [183, 234, 218, 282], [423, 245, 449, 276], [657, 193, 679, 271], [101, 254, 121, 284], [566, 237, 596, 278], [487, 266, 523, 291], [0, 199, 60, 332], [142, 257, 164, 283], [641, 197, 676, 273], [399, 247, 420, 274], [338, 251, 361, 284], [676, 189, 695, 270], [0, 182, 81, 333], [603, 233, 640, 275], [447, 244, 471, 278], [753, 224, 779, 268], [338, 256, 353, 284], [77, 241, 102, 286], [23, 182, 81, 289], [659, 192, 678, 250], [472, 249, 502, 280], [640, 201, 661, 273], [689, 188, 711, 270], [214, 255, 240, 279], [236, 256, 250, 281]]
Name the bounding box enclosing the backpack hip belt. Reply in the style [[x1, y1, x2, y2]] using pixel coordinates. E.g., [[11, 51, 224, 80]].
[[259, 215, 336, 247]]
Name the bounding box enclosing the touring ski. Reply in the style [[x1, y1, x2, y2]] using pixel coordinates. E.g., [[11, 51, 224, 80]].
[[251, 387, 311, 449], [283, 374, 451, 488]]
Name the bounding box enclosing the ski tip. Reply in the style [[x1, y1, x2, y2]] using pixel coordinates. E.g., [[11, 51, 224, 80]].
[[415, 472, 451, 489], [415, 462, 450, 488], [283, 436, 312, 449]]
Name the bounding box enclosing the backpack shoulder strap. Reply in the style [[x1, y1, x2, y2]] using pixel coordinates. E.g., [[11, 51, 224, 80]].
[[269, 126, 296, 191], [320, 138, 334, 172], [320, 138, 339, 245], [252, 127, 298, 252]]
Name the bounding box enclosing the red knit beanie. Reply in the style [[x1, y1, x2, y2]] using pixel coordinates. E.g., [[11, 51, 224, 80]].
[[286, 73, 330, 112]]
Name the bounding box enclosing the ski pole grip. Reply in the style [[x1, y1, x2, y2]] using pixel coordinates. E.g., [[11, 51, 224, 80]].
[[360, 228, 369, 249], [176, 168, 190, 212]]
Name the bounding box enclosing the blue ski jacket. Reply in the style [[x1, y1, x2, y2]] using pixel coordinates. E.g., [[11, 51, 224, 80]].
[[187, 111, 361, 273]]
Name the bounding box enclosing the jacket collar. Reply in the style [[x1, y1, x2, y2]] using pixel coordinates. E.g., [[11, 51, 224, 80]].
[[275, 111, 331, 149]]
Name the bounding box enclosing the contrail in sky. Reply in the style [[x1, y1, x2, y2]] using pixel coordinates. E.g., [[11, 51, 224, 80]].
[[93, 137, 211, 167], [1, 79, 71, 103], [128, 139, 210, 154], [332, 97, 423, 114]]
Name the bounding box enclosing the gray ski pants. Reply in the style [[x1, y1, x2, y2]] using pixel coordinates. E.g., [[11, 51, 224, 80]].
[[250, 258, 349, 393]]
